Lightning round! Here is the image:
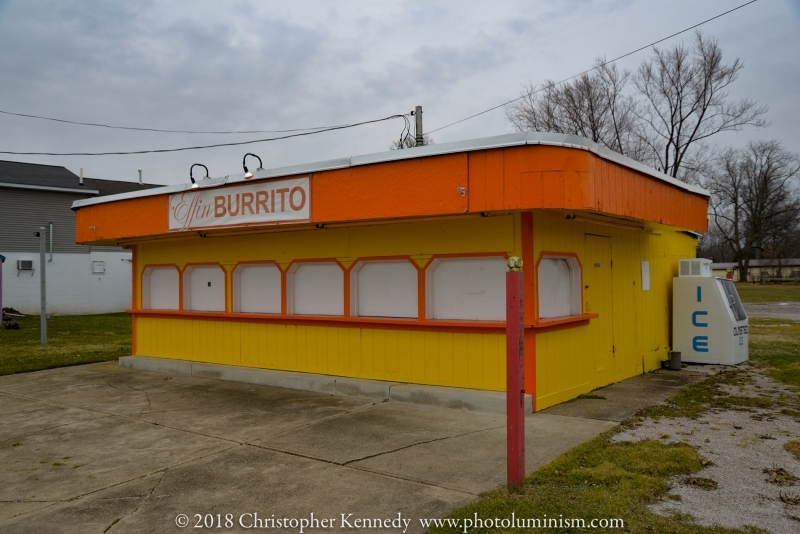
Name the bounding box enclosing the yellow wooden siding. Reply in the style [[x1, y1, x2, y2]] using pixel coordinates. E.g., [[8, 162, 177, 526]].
[[134, 215, 519, 392], [533, 211, 696, 409], [136, 214, 518, 267], [135, 317, 505, 391]]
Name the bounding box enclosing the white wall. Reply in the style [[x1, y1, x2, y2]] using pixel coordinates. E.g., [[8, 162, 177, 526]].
[[1, 250, 132, 315]]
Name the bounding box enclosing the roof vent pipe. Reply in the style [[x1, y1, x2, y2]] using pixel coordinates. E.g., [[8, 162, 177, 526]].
[[138, 169, 142, 185], [79, 168, 83, 186], [415, 105, 423, 146]]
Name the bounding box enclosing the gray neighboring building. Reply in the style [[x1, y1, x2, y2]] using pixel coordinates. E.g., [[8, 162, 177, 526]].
[[0, 160, 161, 314]]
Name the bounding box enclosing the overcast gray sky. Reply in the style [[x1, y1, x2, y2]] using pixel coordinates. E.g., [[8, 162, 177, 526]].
[[0, 0, 798, 185]]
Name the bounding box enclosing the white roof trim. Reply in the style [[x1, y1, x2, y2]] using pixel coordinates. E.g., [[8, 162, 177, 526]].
[[1, 182, 100, 195], [71, 132, 709, 210]]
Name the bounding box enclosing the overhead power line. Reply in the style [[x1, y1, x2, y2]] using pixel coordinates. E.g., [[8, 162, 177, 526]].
[[0, 114, 408, 156], [0, 109, 354, 134], [428, 0, 758, 134]]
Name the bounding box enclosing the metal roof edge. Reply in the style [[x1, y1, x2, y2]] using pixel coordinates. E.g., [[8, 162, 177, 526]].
[[71, 183, 187, 209], [71, 132, 709, 210], [1, 182, 101, 195]]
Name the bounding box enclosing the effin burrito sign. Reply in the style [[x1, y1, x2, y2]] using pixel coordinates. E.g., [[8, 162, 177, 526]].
[[168, 177, 310, 231]]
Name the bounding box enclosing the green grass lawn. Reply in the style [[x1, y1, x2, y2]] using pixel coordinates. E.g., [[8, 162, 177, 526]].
[[427, 318, 800, 533], [734, 282, 800, 303], [0, 313, 130, 376]]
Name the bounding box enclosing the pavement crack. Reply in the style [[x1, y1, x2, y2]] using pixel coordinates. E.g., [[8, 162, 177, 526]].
[[341, 424, 506, 466], [0, 390, 245, 446], [250, 402, 381, 441], [0, 500, 62, 503], [104, 469, 168, 533]]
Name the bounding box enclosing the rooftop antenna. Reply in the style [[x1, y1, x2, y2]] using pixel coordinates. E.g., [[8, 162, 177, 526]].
[[138, 169, 143, 185], [79, 168, 84, 186], [414, 105, 423, 147]]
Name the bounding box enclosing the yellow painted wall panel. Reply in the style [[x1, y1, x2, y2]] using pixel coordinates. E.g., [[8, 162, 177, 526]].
[[533, 210, 697, 409], [135, 317, 504, 391]]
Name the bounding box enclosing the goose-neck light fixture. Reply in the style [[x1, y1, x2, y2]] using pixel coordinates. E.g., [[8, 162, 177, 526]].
[[243, 153, 263, 180], [190, 163, 208, 190]]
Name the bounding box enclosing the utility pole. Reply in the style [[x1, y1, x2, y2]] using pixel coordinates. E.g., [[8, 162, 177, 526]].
[[415, 105, 423, 147], [506, 256, 525, 489], [37, 227, 47, 345]]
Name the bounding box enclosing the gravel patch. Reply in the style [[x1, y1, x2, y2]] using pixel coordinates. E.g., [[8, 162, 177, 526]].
[[612, 369, 800, 532]]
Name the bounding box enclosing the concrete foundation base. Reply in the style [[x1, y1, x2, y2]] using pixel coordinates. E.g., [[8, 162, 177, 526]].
[[119, 356, 532, 415]]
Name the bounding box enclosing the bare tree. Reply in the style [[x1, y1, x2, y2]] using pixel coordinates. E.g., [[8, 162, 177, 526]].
[[635, 31, 769, 180], [389, 133, 434, 150], [507, 32, 768, 182], [706, 141, 800, 281], [506, 60, 647, 160], [696, 225, 733, 262]]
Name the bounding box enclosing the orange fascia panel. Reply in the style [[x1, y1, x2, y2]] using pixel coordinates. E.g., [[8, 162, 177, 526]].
[[76, 195, 168, 244], [74, 144, 709, 244], [468, 145, 706, 231], [312, 153, 469, 222]]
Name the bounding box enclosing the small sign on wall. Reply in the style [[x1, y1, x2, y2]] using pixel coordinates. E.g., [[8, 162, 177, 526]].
[[641, 261, 651, 291], [92, 261, 105, 274], [168, 177, 310, 231]]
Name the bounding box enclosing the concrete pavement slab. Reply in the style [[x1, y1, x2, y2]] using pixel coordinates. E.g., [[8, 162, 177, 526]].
[[0, 361, 624, 533], [351, 413, 616, 494], [0, 393, 103, 447], [541, 370, 706, 421], [253, 402, 505, 465], [0, 407, 233, 503], [2, 446, 474, 534]]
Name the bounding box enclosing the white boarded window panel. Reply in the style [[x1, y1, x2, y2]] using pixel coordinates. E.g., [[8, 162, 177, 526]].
[[353, 261, 417, 318], [289, 262, 343, 316], [234, 264, 282, 314], [144, 267, 179, 310], [185, 265, 225, 312], [538, 258, 572, 318], [428, 257, 507, 321]]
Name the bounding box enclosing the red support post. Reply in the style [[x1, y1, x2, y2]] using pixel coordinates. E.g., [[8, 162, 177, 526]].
[[506, 258, 525, 488]]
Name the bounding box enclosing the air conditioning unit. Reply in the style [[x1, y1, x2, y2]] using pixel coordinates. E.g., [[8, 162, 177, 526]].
[[17, 260, 33, 270], [679, 258, 713, 278]]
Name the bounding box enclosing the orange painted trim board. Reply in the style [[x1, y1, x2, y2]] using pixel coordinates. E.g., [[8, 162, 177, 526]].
[[520, 211, 536, 411], [129, 309, 508, 335], [74, 145, 709, 246]]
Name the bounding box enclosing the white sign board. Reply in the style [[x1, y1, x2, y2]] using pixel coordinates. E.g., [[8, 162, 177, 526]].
[[168, 177, 310, 231], [641, 261, 651, 291]]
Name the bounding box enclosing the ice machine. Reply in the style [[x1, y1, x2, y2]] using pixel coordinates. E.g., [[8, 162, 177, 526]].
[[672, 259, 748, 365]]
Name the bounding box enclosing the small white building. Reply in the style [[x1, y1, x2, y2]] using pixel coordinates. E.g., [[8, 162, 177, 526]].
[[0, 160, 160, 315]]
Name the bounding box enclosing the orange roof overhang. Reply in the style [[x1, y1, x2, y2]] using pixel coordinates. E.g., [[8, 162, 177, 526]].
[[74, 143, 708, 245]]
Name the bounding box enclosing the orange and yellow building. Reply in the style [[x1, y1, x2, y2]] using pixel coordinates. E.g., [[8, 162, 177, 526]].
[[73, 132, 709, 410]]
